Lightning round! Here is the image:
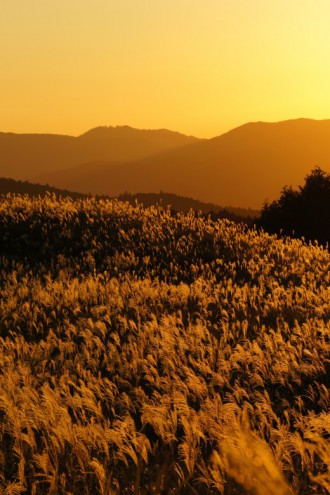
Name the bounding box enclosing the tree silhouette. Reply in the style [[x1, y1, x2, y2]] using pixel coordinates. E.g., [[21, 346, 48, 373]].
[[257, 167, 330, 246]]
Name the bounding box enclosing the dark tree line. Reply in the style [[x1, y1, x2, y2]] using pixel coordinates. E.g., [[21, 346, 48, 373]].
[[257, 167, 330, 246], [0, 177, 86, 198]]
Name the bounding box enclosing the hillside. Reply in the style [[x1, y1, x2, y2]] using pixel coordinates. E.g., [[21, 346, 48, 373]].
[[0, 195, 329, 494], [116, 192, 259, 223], [37, 118, 330, 208], [0, 177, 86, 198], [0, 178, 258, 224], [0, 126, 200, 179]]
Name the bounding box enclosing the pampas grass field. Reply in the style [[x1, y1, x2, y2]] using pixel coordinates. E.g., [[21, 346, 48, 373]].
[[0, 194, 329, 494]]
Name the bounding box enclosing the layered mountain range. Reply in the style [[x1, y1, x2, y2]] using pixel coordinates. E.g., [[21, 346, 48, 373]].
[[1, 119, 330, 208]]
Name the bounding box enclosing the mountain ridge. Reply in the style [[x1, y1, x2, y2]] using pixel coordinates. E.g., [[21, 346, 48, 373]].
[[2, 118, 330, 208], [0, 125, 200, 179], [36, 118, 330, 208], [78, 125, 200, 140]]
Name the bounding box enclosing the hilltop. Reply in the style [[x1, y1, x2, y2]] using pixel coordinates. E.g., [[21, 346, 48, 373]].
[[36, 118, 330, 208], [0, 125, 200, 178]]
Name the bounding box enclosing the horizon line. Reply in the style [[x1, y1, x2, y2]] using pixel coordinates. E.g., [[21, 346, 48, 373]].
[[1, 116, 329, 140]]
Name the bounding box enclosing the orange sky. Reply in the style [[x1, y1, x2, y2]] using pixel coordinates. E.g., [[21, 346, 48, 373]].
[[1, 0, 330, 138]]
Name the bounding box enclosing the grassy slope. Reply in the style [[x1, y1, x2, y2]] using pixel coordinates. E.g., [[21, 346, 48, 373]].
[[116, 192, 259, 221], [0, 177, 259, 224], [0, 195, 329, 494]]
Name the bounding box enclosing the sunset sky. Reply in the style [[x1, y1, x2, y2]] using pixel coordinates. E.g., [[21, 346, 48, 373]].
[[2, 0, 330, 138]]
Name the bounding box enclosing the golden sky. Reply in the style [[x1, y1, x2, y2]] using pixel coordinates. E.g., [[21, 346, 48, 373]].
[[1, 0, 330, 138]]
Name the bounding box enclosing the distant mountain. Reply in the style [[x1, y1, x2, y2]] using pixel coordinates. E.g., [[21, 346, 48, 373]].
[[0, 178, 257, 224], [36, 118, 330, 208], [0, 126, 200, 179]]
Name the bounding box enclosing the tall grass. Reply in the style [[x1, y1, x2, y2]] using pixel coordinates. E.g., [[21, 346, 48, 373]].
[[0, 194, 329, 493]]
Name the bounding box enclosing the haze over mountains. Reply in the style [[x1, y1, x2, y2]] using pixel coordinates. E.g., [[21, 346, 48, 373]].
[[1, 119, 330, 208], [0, 126, 199, 178]]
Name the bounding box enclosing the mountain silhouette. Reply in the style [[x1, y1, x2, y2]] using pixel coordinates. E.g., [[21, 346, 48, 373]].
[[0, 126, 200, 179], [2, 119, 330, 208], [34, 118, 330, 208]]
